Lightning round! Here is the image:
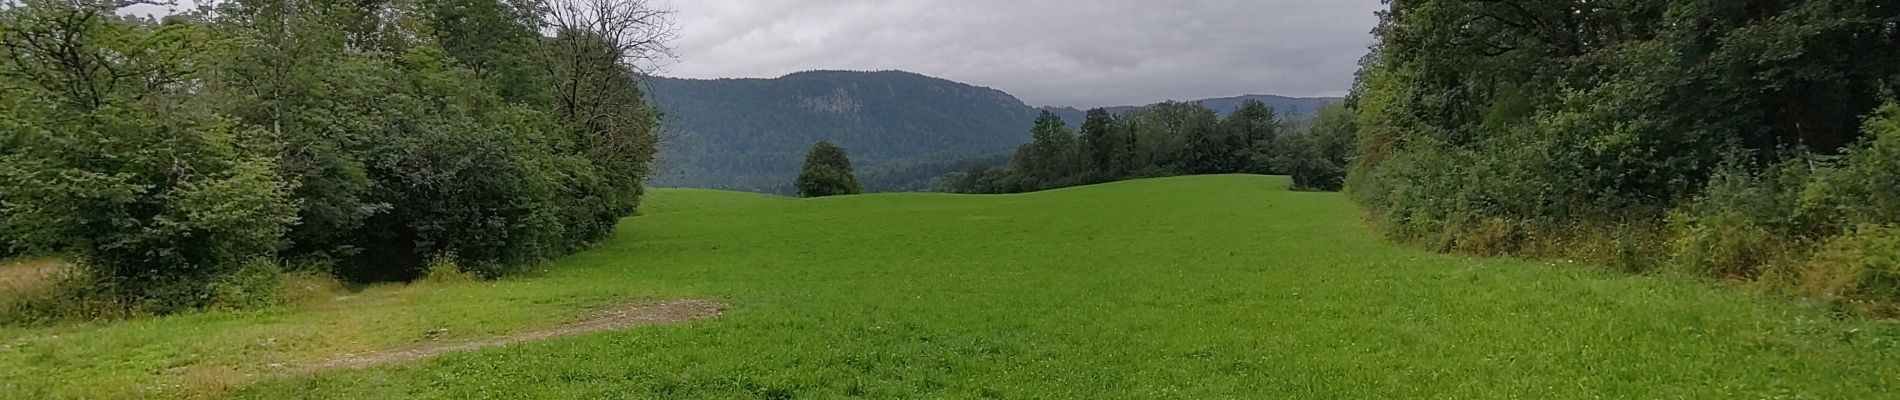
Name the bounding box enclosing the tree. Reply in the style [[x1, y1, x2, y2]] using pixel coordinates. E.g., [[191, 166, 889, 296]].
[[1078, 108, 1125, 179], [1012, 111, 1081, 190], [1224, 99, 1281, 173], [796, 140, 862, 197], [0, 1, 298, 310], [1137, 101, 1218, 174], [0, 0, 679, 314], [1272, 104, 1356, 191]]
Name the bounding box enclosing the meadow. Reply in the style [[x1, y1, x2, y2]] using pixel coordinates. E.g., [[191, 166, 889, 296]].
[[2, 175, 1896, 398]]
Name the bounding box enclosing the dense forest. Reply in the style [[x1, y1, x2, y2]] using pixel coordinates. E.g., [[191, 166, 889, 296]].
[[0, 0, 671, 316], [1348, 0, 1900, 312], [937, 100, 1356, 194], [1040, 94, 1338, 128]]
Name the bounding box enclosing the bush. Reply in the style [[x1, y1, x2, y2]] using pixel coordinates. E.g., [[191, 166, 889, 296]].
[[1346, 0, 1899, 308], [1801, 225, 1900, 310], [0, 0, 669, 317], [208, 258, 288, 310], [421, 256, 480, 285], [1667, 211, 1785, 279], [1808, 104, 1900, 227], [0, 106, 299, 312], [0, 267, 134, 325]]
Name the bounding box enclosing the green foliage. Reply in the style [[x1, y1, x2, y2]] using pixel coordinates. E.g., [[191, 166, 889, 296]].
[[942, 99, 1349, 195], [1348, 0, 1900, 307], [0, 0, 671, 314], [1800, 225, 1900, 309], [1224, 99, 1282, 174], [0, 269, 131, 325], [649, 73, 1340, 195], [935, 165, 1022, 194], [1078, 108, 1126, 178], [1011, 111, 1083, 190], [1657, 105, 1900, 304], [1271, 104, 1356, 191], [0, 3, 299, 311], [1042, 94, 1336, 128], [1811, 104, 1900, 226], [421, 255, 480, 285], [860, 151, 1009, 193], [208, 258, 289, 310], [796, 140, 863, 198]]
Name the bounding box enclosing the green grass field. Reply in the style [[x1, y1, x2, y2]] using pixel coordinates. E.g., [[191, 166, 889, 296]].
[[3, 175, 1897, 398]]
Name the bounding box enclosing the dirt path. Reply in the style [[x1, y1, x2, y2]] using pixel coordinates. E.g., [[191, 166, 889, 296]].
[[308, 299, 725, 371]]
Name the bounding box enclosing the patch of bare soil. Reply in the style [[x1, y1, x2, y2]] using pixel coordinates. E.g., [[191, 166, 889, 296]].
[[308, 299, 725, 371]]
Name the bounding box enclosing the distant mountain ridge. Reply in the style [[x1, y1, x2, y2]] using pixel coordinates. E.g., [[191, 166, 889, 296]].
[[1039, 94, 1340, 127], [646, 70, 1039, 194], [645, 70, 1341, 194]]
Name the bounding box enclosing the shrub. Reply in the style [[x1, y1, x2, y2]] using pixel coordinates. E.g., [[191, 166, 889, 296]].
[[421, 256, 480, 285], [1346, 0, 1899, 309], [1800, 225, 1900, 310], [1667, 211, 1784, 279], [1807, 104, 1900, 227], [0, 268, 134, 325], [1126, 165, 1178, 180], [208, 258, 287, 310], [0, 111, 299, 312]]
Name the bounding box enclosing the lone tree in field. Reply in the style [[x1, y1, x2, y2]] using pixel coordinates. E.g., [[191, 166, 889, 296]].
[[796, 140, 862, 197]]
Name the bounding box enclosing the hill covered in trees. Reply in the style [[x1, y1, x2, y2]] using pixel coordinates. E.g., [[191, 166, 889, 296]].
[[644, 71, 1040, 194], [644, 70, 1339, 194], [1040, 94, 1339, 128]]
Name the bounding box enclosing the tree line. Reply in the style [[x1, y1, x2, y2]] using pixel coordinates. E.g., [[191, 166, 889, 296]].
[[936, 100, 1356, 194], [1348, 0, 1900, 312], [0, 0, 672, 316]]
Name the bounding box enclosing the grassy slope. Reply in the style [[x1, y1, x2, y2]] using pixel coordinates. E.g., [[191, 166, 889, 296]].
[[4, 175, 1897, 398]]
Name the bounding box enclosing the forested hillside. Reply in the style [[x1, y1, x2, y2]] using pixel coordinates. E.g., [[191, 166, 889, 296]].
[[1041, 94, 1339, 127], [644, 71, 1039, 194], [644, 71, 1337, 194]]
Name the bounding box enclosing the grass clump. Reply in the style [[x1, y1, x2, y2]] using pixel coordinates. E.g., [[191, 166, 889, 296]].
[[1800, 225, 1900, 313], [420, 257, 481, 285], [0, 264, 132, 325]]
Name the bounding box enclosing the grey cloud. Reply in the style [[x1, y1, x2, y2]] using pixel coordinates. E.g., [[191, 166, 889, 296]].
[[665, 0, 1386, 107]]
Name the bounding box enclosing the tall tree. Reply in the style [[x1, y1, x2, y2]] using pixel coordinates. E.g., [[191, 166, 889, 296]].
[[796, 140, 863, 198], [1012, 111, 1080, 190], [1139, 101, 1219, 174], [1273, 104, 1357, 191], [1225, 99, 1281, 173], [0, 0, 299, 309], [1078, 108, 1124, 179]]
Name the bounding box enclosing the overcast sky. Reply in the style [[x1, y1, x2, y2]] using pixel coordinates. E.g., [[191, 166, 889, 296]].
[[664, 0, 1387, 108]]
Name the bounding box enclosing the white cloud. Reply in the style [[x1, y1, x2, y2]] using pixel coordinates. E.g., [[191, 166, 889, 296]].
[[665, 0, 1386, 107]]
